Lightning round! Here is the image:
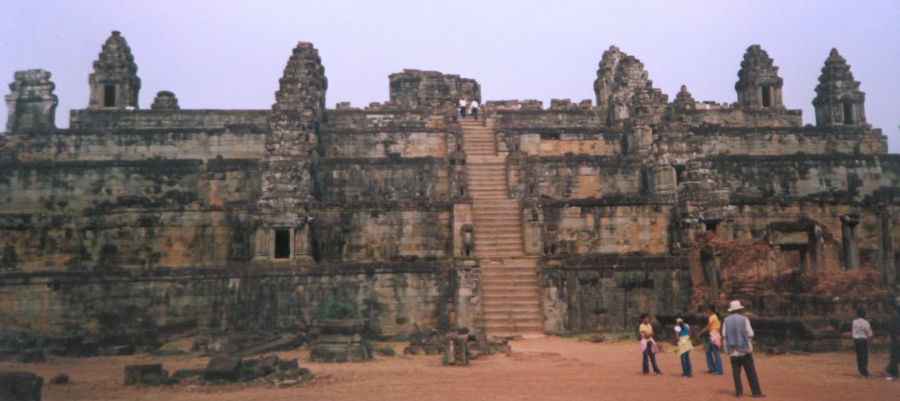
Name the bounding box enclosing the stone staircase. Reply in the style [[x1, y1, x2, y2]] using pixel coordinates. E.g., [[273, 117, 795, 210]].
[[460, 117, 543, 337]]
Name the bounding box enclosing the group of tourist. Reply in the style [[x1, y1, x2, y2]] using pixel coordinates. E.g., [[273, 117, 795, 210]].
[[458, 98, 480, 120], [639, 299, 900, 397]]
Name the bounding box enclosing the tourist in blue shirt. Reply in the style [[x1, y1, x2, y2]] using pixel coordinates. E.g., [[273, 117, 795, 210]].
[[673, 313, 692, 377]]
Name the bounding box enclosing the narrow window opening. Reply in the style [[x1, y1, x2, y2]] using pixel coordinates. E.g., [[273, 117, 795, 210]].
[[842, 101, 855, 124], [761, 86, 772, 108], [640, 168, 651, 194], [704, 220, 719, 233], [674, 165, 686, 185], [274, 229, 291, 259], [103, 85, 116, 107]]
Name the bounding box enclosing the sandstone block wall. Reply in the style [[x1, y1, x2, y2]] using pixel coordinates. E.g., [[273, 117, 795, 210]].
[[540, 255, 692, 332], [0, 263, 455, 343]]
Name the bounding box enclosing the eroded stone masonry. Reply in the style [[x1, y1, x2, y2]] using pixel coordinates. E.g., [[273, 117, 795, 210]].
[[0, 33, 897, 350]]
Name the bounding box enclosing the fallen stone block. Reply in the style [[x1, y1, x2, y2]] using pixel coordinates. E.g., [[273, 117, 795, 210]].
[[310, 343, 371, 362], [172, 369, 205, 379], [123, 364, 167, 386], [0, 370, 43, 401], [375, 347, 396, 357], [0, 348, 17, 361], [235, 333, 305, 357], [587, 334, 606, 343], [402, 345, 424, 355], [204, 355, 242, 382], [101, 345, 135, 356], [443, 335, 468, 366], [278, 367, 312, 382], [50, 373, 69, 385], [241, 354, 278, 380], [278, 358, 299, 371], [17, 349, 45, 363]]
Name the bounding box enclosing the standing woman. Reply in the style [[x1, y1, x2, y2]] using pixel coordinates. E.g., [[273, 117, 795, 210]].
[[696, 305, 724, 374], [674, 313, 693, 377], [639, 313, 662, 375]]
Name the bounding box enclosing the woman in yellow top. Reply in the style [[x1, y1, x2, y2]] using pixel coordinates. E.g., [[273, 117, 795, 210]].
[[639, 313, 662, 375], [696, 305, 724, 374]]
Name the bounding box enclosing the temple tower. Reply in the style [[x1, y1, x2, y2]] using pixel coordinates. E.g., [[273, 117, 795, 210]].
[[735, 45, 783, 109], [88, 31, 140, 109], [255, 42, 327, 263], [813, 48, 866, 127], [593, 46, 667, 128], [5, 69, 58, 133]]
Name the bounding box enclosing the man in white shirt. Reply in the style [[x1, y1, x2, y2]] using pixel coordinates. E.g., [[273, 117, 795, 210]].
[[852, 307, 873, 378], [470, 100, 480, 120], [459, 98, 467, 118]]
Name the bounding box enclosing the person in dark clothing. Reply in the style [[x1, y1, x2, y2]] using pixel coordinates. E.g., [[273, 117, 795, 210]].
[[887, 300, 900, 381]]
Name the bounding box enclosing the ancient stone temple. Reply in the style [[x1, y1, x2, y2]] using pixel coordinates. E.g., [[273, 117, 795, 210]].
[[0, 32, 897, 348]]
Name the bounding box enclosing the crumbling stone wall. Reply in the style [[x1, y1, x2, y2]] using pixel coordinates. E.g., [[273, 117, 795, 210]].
[[541, 255, 692, 332], [0, 263, 455, 343], [0, 158, 259, 270]]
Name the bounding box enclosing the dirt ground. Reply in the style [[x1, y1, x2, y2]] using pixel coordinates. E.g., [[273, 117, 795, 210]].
[[2, 336, 896, 401]]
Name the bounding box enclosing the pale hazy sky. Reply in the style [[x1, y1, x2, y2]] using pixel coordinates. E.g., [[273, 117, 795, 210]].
[[2, 0, 898, 151]]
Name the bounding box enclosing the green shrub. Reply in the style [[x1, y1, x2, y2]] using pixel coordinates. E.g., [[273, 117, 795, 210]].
[[319, 297, 356, 320]]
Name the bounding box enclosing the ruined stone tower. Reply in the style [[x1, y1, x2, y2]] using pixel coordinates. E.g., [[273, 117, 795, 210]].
[[4, 69, 57, 133], [88, 31, 141, 109], [735, 44, 784, 109], [814, 48, 867, 127], [255, 42, 328, 263]]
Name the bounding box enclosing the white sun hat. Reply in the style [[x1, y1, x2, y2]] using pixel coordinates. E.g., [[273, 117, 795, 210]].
[[727, 300, 745, 312]]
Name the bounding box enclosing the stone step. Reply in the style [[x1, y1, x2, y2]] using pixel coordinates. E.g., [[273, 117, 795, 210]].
[[472, 203, 520, 209], [481, 278, 538, 286], [476, 247, 526, 256], [481, 267, 537, 276], [475, 251, 526, 258], [481, 263, 538, 270], [481, 278, 539, 288], [473, 207, 520, 213], [482, 322, 544, 334], [473, 232, 523, 239], [472, 209, 520, 214], [469, 185, 507, 191], [474, 236, 522, 243], [481, 277, 537, 285], [482, 310, 542, 318], [483, 303, 542, 313], [473, 217, 522, 224], [475, 226, 522, 233], [481, 259, 538, 266], [480, 292, 540, 301], [481, 282, 539, 291], [473, 208, 520, 214]]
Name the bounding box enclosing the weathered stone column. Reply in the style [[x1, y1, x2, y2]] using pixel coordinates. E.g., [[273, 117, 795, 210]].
[[293, 222, 313, 262], [841, 214, 860, 269], [877, 207, 896, 284]]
